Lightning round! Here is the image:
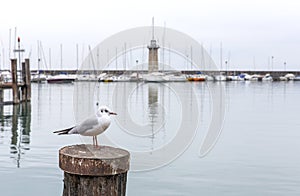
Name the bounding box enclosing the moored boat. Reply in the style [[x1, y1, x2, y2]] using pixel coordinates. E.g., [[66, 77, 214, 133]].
[[214, 74, 226, 81], [262, 73, 273, 81], [144, 72, 167, 82], [31, 72, 47, 83], [0, 71, 12, 83], [47, 74, 76, 83], [187, 75, 205, 81]]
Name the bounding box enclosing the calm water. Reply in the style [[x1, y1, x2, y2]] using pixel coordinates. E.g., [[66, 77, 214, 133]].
[[0, 81, 300, 195]]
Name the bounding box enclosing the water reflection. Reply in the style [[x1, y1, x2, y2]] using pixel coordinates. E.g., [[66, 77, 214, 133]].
[[148, 84, 162, 150], [72, 81, 224, 170], [107, 82, 202, 170], [0, 102, 31, 168]]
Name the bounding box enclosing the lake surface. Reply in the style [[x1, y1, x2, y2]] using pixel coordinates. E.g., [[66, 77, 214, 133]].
[[0, 81, 300, 196]]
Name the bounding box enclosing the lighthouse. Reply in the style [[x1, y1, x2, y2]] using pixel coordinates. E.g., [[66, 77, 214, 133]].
[[147, 17, 159, 73]]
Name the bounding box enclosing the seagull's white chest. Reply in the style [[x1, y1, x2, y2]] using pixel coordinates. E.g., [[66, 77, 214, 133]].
[[97, 116, 111, 133]]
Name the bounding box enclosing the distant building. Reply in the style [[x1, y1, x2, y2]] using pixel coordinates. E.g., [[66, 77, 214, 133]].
[[147, 18, 159, 73]]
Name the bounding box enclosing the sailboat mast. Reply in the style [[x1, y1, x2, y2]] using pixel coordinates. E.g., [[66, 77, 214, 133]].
[[37, 41, 40, 71], [162, 21, 166, 71], [76, 44, 79, 70], [220, 42, 223, 71], [124, 43, 127, 70], [115, 47, 118, 70], [201, 43, 205, 71], [60, 44, 62, 70], [37, 40, 40, 80], [49, 48, 51, 70], [9, 28, 11, 59], [209, 43, 212, 70], [2, 48, 4, 69], [190, 46, 193, 70]]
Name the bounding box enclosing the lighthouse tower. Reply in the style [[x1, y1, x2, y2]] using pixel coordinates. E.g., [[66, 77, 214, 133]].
[[147, 18, 159, 73]]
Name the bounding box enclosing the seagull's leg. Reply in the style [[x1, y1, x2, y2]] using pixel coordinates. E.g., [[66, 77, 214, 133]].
[[95, 136, 98, 147], [92, 136, 95, 146]]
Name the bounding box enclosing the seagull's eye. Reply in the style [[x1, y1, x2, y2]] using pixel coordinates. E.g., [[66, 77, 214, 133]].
[[101, 109, 103, 113], [104, 109, 108, 113]]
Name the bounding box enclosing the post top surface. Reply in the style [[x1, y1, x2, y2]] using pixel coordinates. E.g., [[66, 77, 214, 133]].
[[60, 144, 129, 160], [59, 144, 130, 176]]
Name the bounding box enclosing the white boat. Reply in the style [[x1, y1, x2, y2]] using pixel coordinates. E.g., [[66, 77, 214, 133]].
[[129, 72, 142, 82], [280, 73, 296, 81], [0, 71, 12, 83], [31, 72, 47, 83], [205, 75, 214, 81], [285, 73, 295, 80], [214, 75, 226, 81], [77, 74, 98, 81], [97, 73, 108, 81], [293, 76, 300, 81], [34, 41, 49, 83], [243, 73, 252, 80], [249, 74, 263, 81], [228, 75, 245, 81], [279, 76, 288, 81], [144, 72, 167, 82], [262, 74, 273, 81], [166, 74, 187, 82], [115, 75, 131, 82], [47, 74, 76, 83]]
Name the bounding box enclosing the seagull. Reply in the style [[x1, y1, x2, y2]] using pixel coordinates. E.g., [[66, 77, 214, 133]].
[[53, 105, 117, 147]]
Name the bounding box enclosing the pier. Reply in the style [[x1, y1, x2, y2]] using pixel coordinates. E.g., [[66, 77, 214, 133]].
[[0, 58, 31, 105]]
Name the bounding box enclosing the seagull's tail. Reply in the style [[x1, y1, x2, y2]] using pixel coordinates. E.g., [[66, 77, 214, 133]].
[[53, 127, 74, 135]]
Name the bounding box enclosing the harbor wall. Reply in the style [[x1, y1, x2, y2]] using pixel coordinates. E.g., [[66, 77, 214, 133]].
[[25, 70, 300, 77]]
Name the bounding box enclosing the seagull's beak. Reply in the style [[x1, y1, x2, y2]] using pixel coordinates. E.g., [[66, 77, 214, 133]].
[[109, 112, 117, 115]]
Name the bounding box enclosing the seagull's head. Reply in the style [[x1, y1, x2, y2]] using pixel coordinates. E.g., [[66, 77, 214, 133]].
[[97, 105, 117, 117]]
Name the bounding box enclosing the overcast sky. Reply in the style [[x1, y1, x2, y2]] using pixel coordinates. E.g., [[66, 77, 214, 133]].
[[1, 0, 300, 71]]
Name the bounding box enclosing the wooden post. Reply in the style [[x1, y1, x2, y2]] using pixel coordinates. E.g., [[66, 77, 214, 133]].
[[0, 88, 4, 104], [11, 59, 19, 104], [59, 144, 130, 196], [21, 61, 26, 101], [21, 102, 31, 143], [25, 59, 31, 101], [0, 89, 3, 103]]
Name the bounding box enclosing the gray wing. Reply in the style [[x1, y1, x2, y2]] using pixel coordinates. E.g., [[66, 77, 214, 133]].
[[69, 116, 99, 134]]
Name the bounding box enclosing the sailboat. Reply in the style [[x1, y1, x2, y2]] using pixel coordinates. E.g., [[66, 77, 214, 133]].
[[214, 42, 226, 81], [31, 71, 47, 82], [47, 74, 76, 83], [187, 74, 205, 81], [144, 72, 167, 82], [47, 44, 76, 83], [31, 41, 47, 82], [214, 74, 226, 81]]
